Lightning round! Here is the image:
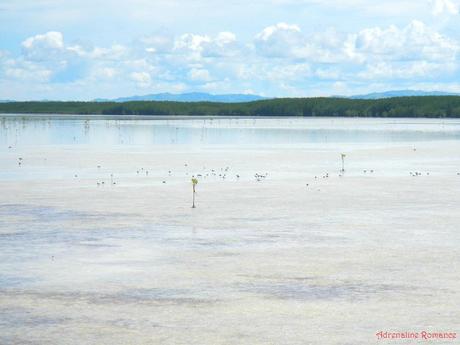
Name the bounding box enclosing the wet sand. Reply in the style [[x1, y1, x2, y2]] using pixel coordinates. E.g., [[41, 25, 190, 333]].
[[0, 117, 459, 344]]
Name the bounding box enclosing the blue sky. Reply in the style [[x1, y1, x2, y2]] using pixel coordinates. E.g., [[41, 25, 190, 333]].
[[1, 0, 460, 100]]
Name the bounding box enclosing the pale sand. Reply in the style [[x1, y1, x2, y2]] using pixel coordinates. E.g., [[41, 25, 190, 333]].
[[0, 118, 459, 344]]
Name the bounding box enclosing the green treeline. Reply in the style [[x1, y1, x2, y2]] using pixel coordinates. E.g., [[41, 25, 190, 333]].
[[1, 96, 460, 117]]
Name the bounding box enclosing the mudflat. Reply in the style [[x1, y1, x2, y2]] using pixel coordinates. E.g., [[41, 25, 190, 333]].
[[1, 116, 459, 345]]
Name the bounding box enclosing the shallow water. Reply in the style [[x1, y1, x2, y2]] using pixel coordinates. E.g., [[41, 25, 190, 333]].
[[2, 116, 460, 149], [0, 115, 459, 345]]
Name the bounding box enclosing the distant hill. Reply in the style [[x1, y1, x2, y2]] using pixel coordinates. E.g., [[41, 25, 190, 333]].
[[94, 92, 267, 103], [350, 90, 460, 99]]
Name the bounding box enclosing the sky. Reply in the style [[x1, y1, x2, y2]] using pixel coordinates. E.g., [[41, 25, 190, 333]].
[[1, 0, 460, 100]]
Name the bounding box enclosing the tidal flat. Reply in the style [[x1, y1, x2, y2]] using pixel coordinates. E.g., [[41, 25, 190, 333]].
[[0, 116, 459, 345]]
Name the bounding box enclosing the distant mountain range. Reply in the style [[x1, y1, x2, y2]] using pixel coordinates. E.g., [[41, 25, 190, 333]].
[[94, 92, 268, 103], [348, 90, 460, 99], [2, 90, 460, 104]]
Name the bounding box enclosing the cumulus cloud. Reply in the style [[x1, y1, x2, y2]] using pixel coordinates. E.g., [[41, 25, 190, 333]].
[[252, 19, 460, 68], [201, 32, 240, 57], [254, 22, 303, 57], [1, 31, 132, 85], [174, 33, 210, 52], [21, 31, 65, 60], [1, 20, 459, 99], [172, 31, 241, 60], [21, 31, 128, 63], [254, 23, 350, 63], [22, 31, 64, 50], [345, 20, 459, 62]]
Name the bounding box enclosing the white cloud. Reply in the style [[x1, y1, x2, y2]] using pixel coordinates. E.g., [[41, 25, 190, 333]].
[[357, 61, 457, 80], [215, 32, 237, 45], [172, 31, 241, 60], [346, 20, 459, 63], [130, 71, 151, 87], [254, 22, 303, 57], [21, 31, 128, 63], [2, 58, 52, 82], [255, 22, 301, 41], [1, 19, 460, 99], [174, 33, 211, 52], [432, 0, 459, 15], [253, 24, 351, 63], [21, 31, 65, 60], [202, 32, 241, 57], [140, 31, 175, 54], [252, 20, 460, 68], [22, 31, 64, 50]]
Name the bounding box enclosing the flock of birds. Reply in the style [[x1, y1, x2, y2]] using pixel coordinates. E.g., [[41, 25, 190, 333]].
[[410, 171, 430, 177], [8, 145, 460, 187], [90, 164, 268, 186]]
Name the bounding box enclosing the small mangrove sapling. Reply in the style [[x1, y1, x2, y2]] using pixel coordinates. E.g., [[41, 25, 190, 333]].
[[341, 153, 346, 172], [191, 178, 198, 208]]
